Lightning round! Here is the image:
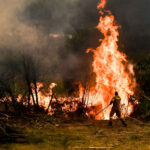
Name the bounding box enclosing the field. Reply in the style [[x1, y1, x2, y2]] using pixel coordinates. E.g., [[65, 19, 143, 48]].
[[0, 115, 150, 150]]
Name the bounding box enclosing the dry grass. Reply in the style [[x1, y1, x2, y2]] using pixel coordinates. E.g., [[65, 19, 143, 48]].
[[0, 116, 150, 150]]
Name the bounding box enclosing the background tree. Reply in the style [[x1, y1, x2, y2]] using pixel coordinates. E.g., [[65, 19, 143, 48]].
[[134, 55, 150, 117]]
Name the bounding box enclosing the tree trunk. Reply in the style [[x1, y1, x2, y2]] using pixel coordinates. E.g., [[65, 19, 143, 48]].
[[28, 86, 36, 107], [47, 93, 54, 113], [27, 83, 31, 107], [33, 81, 39, 106], [31, 90, 35, 106]]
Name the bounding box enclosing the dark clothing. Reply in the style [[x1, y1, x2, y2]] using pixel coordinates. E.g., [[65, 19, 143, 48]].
[[111, 96, 121, 110], [110, 107, 121, 119], [109, 95, 127, 127]]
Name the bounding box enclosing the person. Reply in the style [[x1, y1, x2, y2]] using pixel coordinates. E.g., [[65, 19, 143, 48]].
[[109, 91, 127, 127]]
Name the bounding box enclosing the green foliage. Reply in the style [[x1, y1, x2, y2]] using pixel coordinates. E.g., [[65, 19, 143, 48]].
[[139, 98, 150, 116], [135, 55, 150, 96], [54, 80, 77, 96], [134, 55, 150, 116], [0, 51, 25, 100], [54, 81, 66, 96]]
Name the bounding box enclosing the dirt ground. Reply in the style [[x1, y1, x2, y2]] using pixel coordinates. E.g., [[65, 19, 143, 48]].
[[0, 116, 150, 150]]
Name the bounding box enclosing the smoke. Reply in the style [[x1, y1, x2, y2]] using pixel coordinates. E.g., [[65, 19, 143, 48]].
[[0, 0, 47, 50], [0, 0, 149, 82], [0, 0, 100, 82], [106, 0, 150, 57], [0, 0, 83, 81], [23, 0, 99, 33]]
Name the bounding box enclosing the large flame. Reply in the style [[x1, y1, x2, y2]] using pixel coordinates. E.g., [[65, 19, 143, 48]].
[[13, 0, 136, 120], [82, 0, 136, 120]]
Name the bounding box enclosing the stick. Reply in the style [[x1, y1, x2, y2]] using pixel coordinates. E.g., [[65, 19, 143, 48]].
[[143, 95, 150, 102], [46, 93, 54, 113], [126, 116, 144, 124], [95, 104, 111, 116]]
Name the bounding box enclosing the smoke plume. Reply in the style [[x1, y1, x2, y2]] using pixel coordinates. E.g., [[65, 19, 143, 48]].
[[0, 0, 149, 82]]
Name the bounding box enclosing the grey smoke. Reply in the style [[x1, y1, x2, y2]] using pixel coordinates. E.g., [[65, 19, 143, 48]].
[[0, 0, 149, 81], [106, 0, 150, 57]]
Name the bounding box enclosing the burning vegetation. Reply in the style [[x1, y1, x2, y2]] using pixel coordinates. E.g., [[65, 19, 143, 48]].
[[0, 0, 149, 122], [0, 0, 150, 149], [77, 0, 136, 120], [0, 0, 137, 121]]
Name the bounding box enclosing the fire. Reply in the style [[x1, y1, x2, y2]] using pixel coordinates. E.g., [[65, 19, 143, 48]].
[[32, 82, 57, 108], [11, 0, 136, 120], [29, 82, 82, 115], [97, 0, 106, 9], [80, 0, 136, 120]]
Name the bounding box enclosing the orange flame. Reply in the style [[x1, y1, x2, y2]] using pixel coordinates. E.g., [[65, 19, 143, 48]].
[[97, 0, 107, 9], [14, 0, 136, 120], [81, 0, 136, 120]]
